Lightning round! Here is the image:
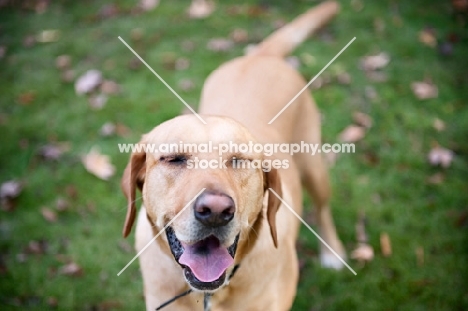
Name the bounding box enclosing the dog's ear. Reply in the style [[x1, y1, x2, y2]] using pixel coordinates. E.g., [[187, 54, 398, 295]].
[[121, 152, 146, 238], [264, 168, 282, 248]]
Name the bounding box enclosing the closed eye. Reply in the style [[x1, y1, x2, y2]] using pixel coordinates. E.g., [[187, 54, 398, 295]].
[[160, 154, 188, 164]]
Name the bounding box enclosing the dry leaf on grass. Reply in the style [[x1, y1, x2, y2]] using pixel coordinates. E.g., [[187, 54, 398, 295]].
[[100, 122, 116, 137], [36, 29, 61, 43], [352, 112, 373, 128], [178, 78, 195, 91], [380, 232, 392, 257], [411, 81, 438, 100], [427, 172, 444, 185], [360, 52, 390, 71], [338, 125, 366, 143], [419, 28, 437, 48], [351, 244, 374, 262], [188, 0, 215, 19], [39, 142, 70, 161], [61, 70, 75, 83], [26, 240, 48, 255], [428, 145, 454, 168], [75, 70, 103, 95], [139, 0, 160, 11], [82, 147, 115, 180], [1, 180, 23, 211], [207, 38, 234, 52], [365, 70, 388, 83], [0, 180, 23, 200], [41, 207, 57, 223], [175, 58, 190, 71], [100, 80, 121, 95], [230, 28, 248, 43], [88, 94, 108, 110], [55, 197, 70, 212], [55, 55, 71, 70], [433, 118, 445, 132], [59, 262, 83, 277]]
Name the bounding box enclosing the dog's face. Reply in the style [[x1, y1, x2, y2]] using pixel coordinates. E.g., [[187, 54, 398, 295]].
[[121, 115, 282, 292]]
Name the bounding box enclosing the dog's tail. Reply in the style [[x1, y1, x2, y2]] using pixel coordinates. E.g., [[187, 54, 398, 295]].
[[250, 1, 339, 58]]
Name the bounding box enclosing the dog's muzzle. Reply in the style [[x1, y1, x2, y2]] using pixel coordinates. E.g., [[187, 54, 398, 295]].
[[166, 227, 239, 291]]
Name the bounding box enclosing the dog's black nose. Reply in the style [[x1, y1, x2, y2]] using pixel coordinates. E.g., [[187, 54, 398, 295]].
[[194, 192, 235, 227]]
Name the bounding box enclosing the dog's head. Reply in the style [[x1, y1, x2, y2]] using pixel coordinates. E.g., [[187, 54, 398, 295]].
[[121, 115, 282, 292]]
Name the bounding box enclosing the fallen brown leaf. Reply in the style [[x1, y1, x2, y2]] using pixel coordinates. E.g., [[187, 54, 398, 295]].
[[411, 81, 438, 100], [139, 0, 160, 11], [55, 197, 70, 212], [380, 232, 392, 257], [75, 69, 103, 95], [338, 125, 366, 143], [365, 70, 388, 83], [41, 207, 57, 223], [65, 185, 78, 200], [23, 35, 36, 48], [119, 241, 133, 253], [100, 80, 121, 95], [230, 28, 248, 43], [61, 70, 75, 83], [115, 123, 130, 137], [46, 297, 58, 308], [0, 180, 23, 200], [433, 118, 445, 132], [428, 145, 454, 168], [25, 240, 48, 255], [88, 94, 108, 110], [351, 244, 374, 262], [207, 38, 234, 52], [59, 262, 83, 277], [360, 52, 390, 71], [336, 72, 351, 85], [419, 28, 437, 48], [36, 29, 61, 43], [188, 0, 215, 19], [17, 91, 36, 105], [175, 58, 190, 71], [39, 142, 70, 161], [82, 147, 115, 180], [55, 55, 71, 70], [427, 172, 444, 185], [178, 78, 195, 91], [100, 122, 116, 137], [364, 85, 379, 101], [352, 112, 373, 128]]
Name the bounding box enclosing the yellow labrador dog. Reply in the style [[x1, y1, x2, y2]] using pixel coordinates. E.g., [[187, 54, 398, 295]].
[[121, 2, 344, 310]]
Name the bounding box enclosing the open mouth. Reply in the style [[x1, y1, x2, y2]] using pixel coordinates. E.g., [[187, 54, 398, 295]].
[[166, 227, 239, 291]]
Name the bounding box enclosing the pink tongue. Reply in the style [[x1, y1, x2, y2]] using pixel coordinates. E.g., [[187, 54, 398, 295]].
[[179, 237, 233, 282]]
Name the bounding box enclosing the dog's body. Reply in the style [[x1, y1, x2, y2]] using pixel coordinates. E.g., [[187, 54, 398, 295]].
[[121, 2, 344, 310]]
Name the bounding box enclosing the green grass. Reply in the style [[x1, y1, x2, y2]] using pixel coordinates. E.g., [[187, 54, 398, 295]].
[[1, 0, 467, 310]]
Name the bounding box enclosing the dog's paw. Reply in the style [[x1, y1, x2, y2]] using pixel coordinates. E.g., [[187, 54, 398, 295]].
[[320, 252, 345, 270]]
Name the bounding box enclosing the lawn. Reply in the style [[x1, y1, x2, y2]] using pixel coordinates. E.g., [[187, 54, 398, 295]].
[[1, 0, 467, 310]]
